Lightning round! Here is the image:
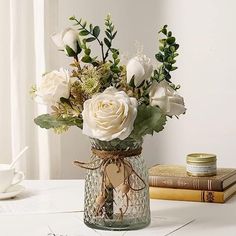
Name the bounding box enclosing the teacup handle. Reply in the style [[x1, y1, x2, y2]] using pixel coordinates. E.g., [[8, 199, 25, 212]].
[[11, 171, 25, 187]]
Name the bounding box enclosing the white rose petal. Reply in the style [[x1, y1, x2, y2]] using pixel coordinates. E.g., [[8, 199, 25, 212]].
[[126, 54, 153, 87], [82, 87, 138, 141], [36, 68, 70, 106], [149, 80, 186, 116]]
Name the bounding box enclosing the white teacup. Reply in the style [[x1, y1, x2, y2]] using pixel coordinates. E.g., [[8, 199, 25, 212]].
[[0, 164, 24, 193]]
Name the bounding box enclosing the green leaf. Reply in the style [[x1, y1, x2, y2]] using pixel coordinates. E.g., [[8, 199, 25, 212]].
[[89, 24, 93, 32], [154, 69, 159, 76], [104, 38, 111, 48], [159, 39, 166, 44], [82, 21, 87, 27], [161, 28, 167, 35], [170, 46, 176, 52], [110, 48, 119, 54], [167, 31, 172, 37], [159, 46, 164, 51], [170, 66, 178, 71], [128, 75, 135, 88], [79, 30, 89, 36], [167, 56, 173, 63], [81, 55, 92, 63], [93, 26, 100, 38], [76, 42, 82, 54], [34, 114, 83, 129], [115, 58, 120, 64], [84, 48, 91, 55], [174, 44, 179, 50], [155, 53, 164, 62], [110, 66, 120, 74], [105, 31, 112, 40], [166, 37, 176, 45], [131, 105, 167, 139], [65, 45, 76, 57], [173, 53, 179, 57], [164, 48, 171, 55], [112, 52, 118, 60], [69, 16, 75, 21], [86, 37, 96, 42], [164, 63, 172, 71], [158, 74, 165, 81], [112, 31, 117, 39]]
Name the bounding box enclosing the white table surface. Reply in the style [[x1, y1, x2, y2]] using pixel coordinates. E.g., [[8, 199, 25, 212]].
[[0, 180, 235, 236]]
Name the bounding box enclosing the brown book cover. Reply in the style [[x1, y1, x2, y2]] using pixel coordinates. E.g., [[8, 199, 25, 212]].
[[149, 165, 236, 191], [149, 183, 236, 203]]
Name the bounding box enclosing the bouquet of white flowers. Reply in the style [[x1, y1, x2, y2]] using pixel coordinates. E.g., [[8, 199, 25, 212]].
[[33, 14, 186, 230], [34, 14, 186, 142]]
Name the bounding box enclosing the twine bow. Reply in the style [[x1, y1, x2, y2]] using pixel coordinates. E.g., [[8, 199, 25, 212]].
[[74, 147, 146, 219]]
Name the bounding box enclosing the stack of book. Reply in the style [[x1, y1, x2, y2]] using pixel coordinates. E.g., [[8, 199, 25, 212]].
[[149, 165, 236, 203]]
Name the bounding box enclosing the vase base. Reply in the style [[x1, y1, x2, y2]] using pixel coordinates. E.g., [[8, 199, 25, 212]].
[[84, 218, 151, 231]]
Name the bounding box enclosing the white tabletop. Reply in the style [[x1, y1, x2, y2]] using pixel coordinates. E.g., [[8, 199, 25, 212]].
[[0, 180, 235, 236]]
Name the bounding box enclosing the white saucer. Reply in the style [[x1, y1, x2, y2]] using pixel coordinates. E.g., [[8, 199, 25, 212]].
[[0, 185, 25, 200]]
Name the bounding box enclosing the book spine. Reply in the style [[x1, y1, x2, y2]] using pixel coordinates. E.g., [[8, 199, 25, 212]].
[[149, 176, 222, 191], [149, 187, 224, 203]]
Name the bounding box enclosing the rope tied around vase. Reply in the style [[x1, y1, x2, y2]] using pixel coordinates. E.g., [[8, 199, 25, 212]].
[[73, 147, 146, 220]]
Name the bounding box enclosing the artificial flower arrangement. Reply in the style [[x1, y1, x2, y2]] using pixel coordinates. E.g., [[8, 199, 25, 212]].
[[33, 14, 186, 230], [34, 14, 185, 142]]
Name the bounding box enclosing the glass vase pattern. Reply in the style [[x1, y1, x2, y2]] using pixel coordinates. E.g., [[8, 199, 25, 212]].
[[83, 138, 150, 231]]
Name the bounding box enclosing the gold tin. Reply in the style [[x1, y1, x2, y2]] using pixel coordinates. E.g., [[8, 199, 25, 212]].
[[186, 153, 217, 177]]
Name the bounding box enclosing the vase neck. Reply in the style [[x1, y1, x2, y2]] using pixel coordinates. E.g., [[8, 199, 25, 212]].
[[89, 137, 143, 151]]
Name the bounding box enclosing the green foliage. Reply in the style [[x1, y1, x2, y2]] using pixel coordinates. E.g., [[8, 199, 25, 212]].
[[153, 25, 179, 83], [41, 20, 180, 136], [93, 26, 100, 38], [65, 45, 76, 57], [130, 105, 167, 140], [34, 114, 83, 130], [69, 17, 103, 63], [85, 37, 96, 42], [81, 55, 92, 63], [103, 14, 118, 62], [69, 15, 118, 64]]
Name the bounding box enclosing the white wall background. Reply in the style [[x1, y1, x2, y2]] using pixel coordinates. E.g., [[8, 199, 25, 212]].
[[46, 0, 236, 178]]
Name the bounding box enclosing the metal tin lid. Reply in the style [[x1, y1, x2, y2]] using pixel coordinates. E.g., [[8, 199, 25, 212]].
[[187, 153, 217, 163]]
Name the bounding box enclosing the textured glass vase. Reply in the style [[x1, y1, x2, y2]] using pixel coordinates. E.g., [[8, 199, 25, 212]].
[[83, 138, 150, 231]]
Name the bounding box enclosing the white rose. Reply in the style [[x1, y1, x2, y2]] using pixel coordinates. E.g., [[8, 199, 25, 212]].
[[126, 54, 153, 87], [37, 68, 70, 106], [149, 80, 186, 116], [82, 87, 138, 141], [51, 28, 80, 56]]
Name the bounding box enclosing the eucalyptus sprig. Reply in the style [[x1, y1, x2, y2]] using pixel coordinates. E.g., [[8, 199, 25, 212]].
[[104, 15, 121, 74], [69, 14, 119, 65], [104, 14, 118, 61], [153, 25, 179, 83], [69, 16, 104, 62]]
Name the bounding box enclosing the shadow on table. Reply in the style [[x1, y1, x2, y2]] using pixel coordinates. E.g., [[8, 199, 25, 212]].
[[6, 190, 38, 201]]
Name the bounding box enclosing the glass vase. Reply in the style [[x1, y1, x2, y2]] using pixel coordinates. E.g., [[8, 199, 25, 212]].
[[82, 137, 150, 231]]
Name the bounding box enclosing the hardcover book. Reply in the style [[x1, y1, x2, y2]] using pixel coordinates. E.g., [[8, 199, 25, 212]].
[[149, 165, 236, 191], [149, 183, 236, 203]]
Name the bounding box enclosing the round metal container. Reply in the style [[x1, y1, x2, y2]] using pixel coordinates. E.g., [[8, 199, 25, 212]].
[[186, 153, 217, 177]]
